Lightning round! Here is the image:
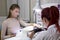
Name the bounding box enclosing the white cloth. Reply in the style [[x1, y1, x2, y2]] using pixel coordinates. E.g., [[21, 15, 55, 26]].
[[5, 26, 34, 40], [32, 24, 60, 40]]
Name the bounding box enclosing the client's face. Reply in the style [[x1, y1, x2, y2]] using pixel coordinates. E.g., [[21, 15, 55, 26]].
[[11, 8, 20, 18]]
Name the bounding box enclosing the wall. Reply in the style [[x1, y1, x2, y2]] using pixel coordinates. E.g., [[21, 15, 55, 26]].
[[40, 0, 60, 5], [18, 0, 30, 22], [30, 0, 36, 22], [0, 0, 7, 16]]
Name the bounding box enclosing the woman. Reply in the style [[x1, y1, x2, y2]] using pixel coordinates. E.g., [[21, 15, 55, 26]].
[[31, 6, 60, 40], [1, 4, 32, 40]]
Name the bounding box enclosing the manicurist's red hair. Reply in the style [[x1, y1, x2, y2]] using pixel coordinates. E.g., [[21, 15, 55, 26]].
[[41, 6, 60, 32]]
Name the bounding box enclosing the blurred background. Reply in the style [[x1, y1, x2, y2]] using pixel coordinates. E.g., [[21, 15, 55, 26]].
[[0, 0, 60, 39]]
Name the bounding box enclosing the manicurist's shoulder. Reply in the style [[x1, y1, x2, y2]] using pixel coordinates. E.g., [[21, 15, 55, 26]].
[[38, 31, 47, 36], [32, 31, 47, 40]]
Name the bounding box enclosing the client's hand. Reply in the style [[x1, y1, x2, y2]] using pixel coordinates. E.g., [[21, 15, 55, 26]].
[[30, 23, 42, 28], [28, 31, 35, 39], [10, 33, 16, 37]]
